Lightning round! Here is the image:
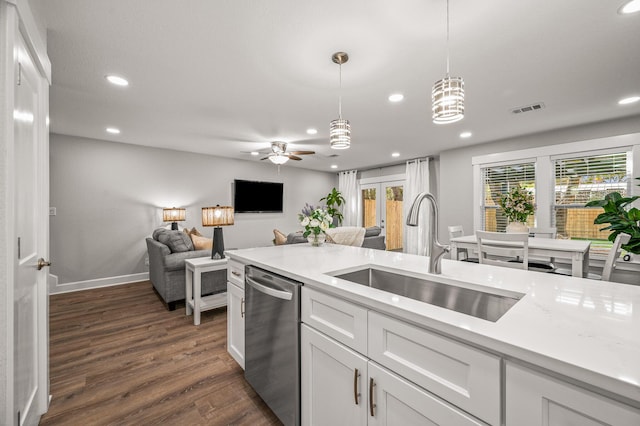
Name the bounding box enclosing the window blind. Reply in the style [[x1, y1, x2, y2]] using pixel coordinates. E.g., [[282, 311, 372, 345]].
[[553, 152, 630, 249], [482, 162, 535, 232]]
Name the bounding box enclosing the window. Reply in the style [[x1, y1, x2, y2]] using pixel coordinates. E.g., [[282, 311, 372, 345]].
[[554, 151, 631, 253], [481, 162, 535, 232]]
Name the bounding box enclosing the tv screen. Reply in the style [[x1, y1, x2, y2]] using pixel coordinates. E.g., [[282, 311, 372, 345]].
[[234, 180, 284, 213]]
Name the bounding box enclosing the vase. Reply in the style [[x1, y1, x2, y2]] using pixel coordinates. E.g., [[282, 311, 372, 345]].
[[506, 222, 529, 233], [307, 233, 326, 247]]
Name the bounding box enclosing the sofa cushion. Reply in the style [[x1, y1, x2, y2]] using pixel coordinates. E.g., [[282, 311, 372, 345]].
[[154, 229, 194, 253], [273, 229, 288, 245], [364, 226, 382, 237], [286, 232, 307, 244], [191, 233, 213, 250]]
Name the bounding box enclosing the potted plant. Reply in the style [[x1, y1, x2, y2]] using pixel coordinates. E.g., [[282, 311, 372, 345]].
[[498, 186, 535, 233], [320, 188, 346, 226], [585, 190, 640, 255], [298, 203, 333, 246]]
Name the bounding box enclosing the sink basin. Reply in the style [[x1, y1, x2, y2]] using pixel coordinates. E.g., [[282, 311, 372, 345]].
[[332, 267, 523, 322]]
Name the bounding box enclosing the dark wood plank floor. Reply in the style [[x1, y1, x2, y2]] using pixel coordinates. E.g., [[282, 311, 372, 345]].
[[40, 281, 281, 426]]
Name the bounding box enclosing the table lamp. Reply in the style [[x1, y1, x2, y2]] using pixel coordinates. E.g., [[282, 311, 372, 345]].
[[202, 205, 234, 259], [163, 207, 186, 230]]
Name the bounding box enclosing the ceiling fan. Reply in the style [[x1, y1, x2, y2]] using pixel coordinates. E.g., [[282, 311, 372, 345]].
[[261, 142, 315, 164]]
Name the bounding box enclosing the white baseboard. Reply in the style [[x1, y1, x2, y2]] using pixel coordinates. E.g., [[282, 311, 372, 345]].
[[49, 272, 150, 295]]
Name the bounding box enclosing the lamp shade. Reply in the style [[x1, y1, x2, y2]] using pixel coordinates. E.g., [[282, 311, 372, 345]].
[[163, 207, 186, 222], [432, 75, 465, 124], [202, 205, 234, 227]]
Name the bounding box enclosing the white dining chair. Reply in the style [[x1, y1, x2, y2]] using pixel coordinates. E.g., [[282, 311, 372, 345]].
[[476, 230, 529, 270], [527, 227, 557, 272], [448, 225, 478, 262], [554, 233, 631, 281]]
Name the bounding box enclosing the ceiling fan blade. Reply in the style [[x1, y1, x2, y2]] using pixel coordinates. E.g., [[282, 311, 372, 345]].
[[289, 150, 315, 155], [288, 155, 302, 161], [260, 156, 271, 160]]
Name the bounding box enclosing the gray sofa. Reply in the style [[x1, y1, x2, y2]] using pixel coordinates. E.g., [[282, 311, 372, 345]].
[[146, 228, 226, 311], [285, 226, 386, 250]]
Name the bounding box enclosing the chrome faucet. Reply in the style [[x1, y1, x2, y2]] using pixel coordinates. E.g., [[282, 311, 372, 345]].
[[406, 192, 449, 274]]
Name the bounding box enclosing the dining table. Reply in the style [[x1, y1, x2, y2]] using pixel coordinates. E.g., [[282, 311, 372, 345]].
[[449, 234, 592, 277]]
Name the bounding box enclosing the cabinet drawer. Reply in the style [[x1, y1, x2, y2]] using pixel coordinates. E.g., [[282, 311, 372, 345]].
[[227, 259, 245, 288], [301, 287, 368, 354], [368, 312, 500, 426], [506, 362, 640, 426]]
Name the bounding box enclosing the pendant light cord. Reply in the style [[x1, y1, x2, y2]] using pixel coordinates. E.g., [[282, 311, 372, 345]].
[[446, 0, 450, 75], [338, 62, 343, 118]]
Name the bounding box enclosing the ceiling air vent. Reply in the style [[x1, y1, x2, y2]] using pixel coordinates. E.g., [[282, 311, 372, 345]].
[[511, 103, 545, 114]]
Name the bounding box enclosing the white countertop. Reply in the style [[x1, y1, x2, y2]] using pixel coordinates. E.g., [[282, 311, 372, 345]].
[[226, 244, 640, 405]]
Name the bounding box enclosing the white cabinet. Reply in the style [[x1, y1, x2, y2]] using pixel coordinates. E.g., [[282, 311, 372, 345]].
[[506, 363, 640, 426], [301, 324, 368, 426], [302, 324, 484, 426], [227, 260, 245, 368], [369, 312, 500, 425]]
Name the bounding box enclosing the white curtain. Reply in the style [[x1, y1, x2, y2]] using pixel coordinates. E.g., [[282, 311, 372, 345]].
[[404, 158, 430, 256], [339, 170, 358, 227]]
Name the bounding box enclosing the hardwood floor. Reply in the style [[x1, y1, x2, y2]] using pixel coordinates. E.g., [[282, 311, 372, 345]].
[[40, 281, 281, 426]]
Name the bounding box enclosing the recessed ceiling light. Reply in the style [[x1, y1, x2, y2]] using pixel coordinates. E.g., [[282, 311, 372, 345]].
[[250, 151, 259, 156], [306, 128, 318, 135], [105, 75, 129, 86], [330, 165, 338, 169], [460, 131, 472, 138], [619, 0, 640, 14], [106, 127, 120, 134], [391, 152, 400, 157], [618, 96, 640, 105], [388, 93, 404, 102]]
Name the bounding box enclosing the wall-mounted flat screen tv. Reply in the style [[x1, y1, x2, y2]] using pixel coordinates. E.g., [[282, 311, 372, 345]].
[[233, 179, 284, 213]]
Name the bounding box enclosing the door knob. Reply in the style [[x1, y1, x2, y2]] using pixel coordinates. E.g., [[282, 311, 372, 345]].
[[37, 258, 51, 270]]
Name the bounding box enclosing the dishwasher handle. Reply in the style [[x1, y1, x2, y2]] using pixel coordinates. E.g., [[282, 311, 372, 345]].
[[246, 276, 293, 300]]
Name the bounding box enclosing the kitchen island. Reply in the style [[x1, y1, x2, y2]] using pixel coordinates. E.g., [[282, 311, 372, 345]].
[[226, 244, 640, 425]]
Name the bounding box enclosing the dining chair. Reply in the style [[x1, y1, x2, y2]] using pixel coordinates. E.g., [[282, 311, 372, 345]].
[[476, 230, 529, 270], [554, 233, 631, 281], [527, 227, 557, 272], [448, 225, 478, 263]]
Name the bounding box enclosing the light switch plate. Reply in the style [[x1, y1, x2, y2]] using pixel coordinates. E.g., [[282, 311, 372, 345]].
[[49, 207, 56, 216]]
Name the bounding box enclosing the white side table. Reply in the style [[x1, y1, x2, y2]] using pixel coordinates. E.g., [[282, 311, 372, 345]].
[[185, 257, 228, 325]]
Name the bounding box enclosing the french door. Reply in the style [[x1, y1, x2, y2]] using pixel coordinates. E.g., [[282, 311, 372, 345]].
[[360, 180, 404, 251]]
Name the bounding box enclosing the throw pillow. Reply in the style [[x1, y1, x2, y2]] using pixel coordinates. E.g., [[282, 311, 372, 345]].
[[364, 226, 382, 237], [191, 234, 213, 250], [273, 229, 287, 245], [165, 231, 194, 253], [190, 227, 203, 237]]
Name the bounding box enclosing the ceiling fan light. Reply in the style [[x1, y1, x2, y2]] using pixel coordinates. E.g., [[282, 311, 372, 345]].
[[269, 154, 289, 165], [330, 118, 351, 149], [432, 75, 465, 124]]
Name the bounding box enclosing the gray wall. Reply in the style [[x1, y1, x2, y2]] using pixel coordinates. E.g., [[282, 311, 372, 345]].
[[438, 115, 640, 242], [49, 134, 337, 287]]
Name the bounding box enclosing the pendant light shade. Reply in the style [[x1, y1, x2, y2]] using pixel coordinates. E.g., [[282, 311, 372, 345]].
[[432, 75, 464, 124], [330, 52, 351, 149], [432, 0, 464, 124], [269, 154, 289, 165], [330, 118, 351, 149]]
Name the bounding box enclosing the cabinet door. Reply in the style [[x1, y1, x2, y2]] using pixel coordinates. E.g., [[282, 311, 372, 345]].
[[301, 325, 368, 426], [368, 362, 485, 426], [506, 363, 640, 426], [227, 281, 245, 369]]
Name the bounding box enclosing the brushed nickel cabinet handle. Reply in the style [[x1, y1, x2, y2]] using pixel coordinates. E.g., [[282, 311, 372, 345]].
[[353, 368, 360, 405], [240, 298, 245, 318], [232, 270, 241, 277], [369, 378, 376, 417], [37, 258, 51, 270]]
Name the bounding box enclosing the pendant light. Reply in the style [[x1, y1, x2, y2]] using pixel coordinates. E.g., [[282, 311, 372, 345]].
[[432, 0, 465, 124], [330, 52, 351, 149]]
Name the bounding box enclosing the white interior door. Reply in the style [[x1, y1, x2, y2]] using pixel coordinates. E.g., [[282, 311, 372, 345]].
[[13, 29, 49, 426]]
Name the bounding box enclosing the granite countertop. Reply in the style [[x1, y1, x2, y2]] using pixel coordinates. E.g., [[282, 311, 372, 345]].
[[226, 244, 640, 405]]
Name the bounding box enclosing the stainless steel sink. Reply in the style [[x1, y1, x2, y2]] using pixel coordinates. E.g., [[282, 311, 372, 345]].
[[332, 267, 523, 322]]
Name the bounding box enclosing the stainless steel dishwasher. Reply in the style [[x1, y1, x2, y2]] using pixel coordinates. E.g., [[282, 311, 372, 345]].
[[244, 265, 301, 426]]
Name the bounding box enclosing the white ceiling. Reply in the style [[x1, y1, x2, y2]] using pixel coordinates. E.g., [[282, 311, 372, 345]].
[[35, 0, 640, 172]]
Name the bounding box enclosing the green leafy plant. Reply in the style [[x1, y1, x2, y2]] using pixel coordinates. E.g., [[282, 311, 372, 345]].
[[585, 192, 640, 254], [320, 188, 345, 226], [298, 203, 332, 238], [498, 186, 535, 223]]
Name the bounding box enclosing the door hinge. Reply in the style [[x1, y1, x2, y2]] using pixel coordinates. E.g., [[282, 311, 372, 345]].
[[17, 237, 21, 259], [17, 410, 21, 426], [17, 62, 22, 86]]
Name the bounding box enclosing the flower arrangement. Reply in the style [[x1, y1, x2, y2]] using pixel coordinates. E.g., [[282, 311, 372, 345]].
[[298, 203, 333, 238], [499, 186, 535, 223]]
